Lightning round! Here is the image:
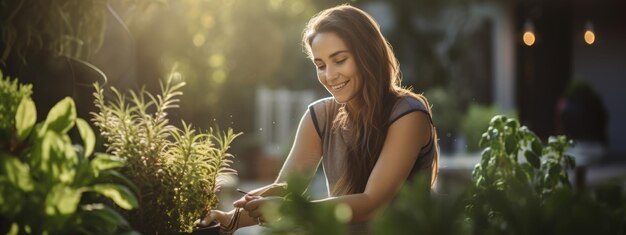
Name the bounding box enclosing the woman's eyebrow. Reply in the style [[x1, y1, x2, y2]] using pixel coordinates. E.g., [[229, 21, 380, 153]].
[[314, 50, 349, 61]]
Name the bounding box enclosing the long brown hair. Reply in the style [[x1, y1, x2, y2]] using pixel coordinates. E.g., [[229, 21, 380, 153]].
[[302, 4, 439, 195]]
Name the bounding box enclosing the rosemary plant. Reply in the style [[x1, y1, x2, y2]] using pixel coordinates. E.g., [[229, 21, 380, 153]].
[[91, 70, 240, 233]]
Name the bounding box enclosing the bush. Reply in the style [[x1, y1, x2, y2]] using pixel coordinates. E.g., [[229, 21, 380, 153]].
[[374, 115, 626, 235], [0, 71, 138, 234], [92, 69, 241, 233]]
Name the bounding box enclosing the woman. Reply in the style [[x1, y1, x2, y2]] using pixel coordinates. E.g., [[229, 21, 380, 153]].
[[198, 4, 438, 234]]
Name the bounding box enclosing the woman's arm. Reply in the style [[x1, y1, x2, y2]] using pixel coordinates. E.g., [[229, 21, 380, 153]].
[[200, 109, 323, 230], [242, 111, 432, 223], [321, 111, 432, 222], [274, 109, 323, 185], [241, 109, 323, 198]]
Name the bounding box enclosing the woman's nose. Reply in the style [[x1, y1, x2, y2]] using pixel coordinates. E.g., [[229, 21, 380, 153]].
[[325, 66, 339, 81]]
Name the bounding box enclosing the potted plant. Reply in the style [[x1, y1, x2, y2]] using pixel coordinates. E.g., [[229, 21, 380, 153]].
[[0, 70, 138, 234], [91, 68, 240, 234]]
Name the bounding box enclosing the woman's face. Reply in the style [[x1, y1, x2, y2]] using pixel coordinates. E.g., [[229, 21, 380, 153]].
[[310, 32, 361, 105]]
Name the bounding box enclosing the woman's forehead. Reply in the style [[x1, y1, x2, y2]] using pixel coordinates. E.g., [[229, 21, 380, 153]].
[[311, 32, 350, 59]]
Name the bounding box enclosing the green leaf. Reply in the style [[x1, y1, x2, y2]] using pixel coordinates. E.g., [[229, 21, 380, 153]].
[[564, 154, 576, 169], [91, 154, 124, 172], [80, 203, 130, 228], [531, 139, 543, 156], [504, 135, 517, 155], [524, 150, 540, 169], [76, 118, 95, 157], [91, 184, 138, 210], [96, 170, 140, 197], [45, 185, 83, 215], [44, 97, 76, 134], [7, 223, 18, 235], [505, 118, 520, 130], [480, 147, 492, 169], [1, 154, 34, 191], [479, 132, 489, 148], [549, 164, 562, 178], [489, 115, 506, 131], [15, 98, 36, 141]]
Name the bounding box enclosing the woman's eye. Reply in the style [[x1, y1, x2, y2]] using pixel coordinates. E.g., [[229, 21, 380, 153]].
[[335, 59, 347, 64], [316, 64, 326, 70]]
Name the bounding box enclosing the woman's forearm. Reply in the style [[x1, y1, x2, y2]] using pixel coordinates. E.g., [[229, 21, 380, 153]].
[[246, 183, 289, 197], [312, 193, 380, 223]]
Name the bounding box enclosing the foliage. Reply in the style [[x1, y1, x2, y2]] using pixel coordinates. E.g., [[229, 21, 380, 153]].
[[0, 71, 138, 234], [92, 68, 241, 233], [374, 115, 625, 235], [472, 115, 574, 197], [262, 175, 350, 235], [466, 115, 625, 234], [0, 70, 32, 134], [460, 104, 515, 153], [372, 174, 470, 235], [0, 0, 159, 63]]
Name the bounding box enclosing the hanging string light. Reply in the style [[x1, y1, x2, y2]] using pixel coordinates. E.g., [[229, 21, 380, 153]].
[[523, 20, 536, 46], [584, 21, 595, 45]]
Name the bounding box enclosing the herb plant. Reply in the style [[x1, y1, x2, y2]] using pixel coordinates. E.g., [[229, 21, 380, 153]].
[[92, 70, 240, 233], [373, 115, 625, 235]]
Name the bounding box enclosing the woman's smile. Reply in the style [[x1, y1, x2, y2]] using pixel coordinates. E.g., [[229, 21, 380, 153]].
[[331, 80, 350, 91]]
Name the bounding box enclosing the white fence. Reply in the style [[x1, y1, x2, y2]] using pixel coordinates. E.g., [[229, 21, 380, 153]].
[[255, 87, 317, 156]]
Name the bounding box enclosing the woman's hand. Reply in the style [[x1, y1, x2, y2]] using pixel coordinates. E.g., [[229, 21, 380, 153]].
[[195, 209, 233, 228], [234, 195, 284, 224]]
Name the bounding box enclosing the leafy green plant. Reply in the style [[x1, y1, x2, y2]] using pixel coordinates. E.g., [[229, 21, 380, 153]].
[[0, 71, 138, 234], [91, 69, 241, 233], [372, 115, 625, 235], [372, 174, 470, 235], [467, 115, 626, 234], [0, 70, 32, 136], [261, 175, 350, 235], [472, 115, 574, 197]]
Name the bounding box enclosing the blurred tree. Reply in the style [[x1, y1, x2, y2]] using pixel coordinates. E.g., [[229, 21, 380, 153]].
[[0, 0, 161, 127], [129, 0, 319, 136]]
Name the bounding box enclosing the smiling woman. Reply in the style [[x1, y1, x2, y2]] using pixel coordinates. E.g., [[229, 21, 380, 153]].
[[198, 4, 440, 234], [311, 33, 360, 104]]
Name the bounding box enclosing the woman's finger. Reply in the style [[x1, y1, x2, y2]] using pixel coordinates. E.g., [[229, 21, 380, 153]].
[[233, 195, 262, 207], [247, 208, 263, 218], [195, 210, 222, 227], [245, 195, 261, 200], [233, 198, 247, 207], [243, 198, 264, 212]]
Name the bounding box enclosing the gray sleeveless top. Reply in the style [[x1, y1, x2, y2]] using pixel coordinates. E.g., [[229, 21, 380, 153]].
[[308, 96, 436, 198]]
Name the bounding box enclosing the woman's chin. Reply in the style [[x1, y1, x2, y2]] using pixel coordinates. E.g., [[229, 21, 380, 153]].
[[333, 96, 347, 104]]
